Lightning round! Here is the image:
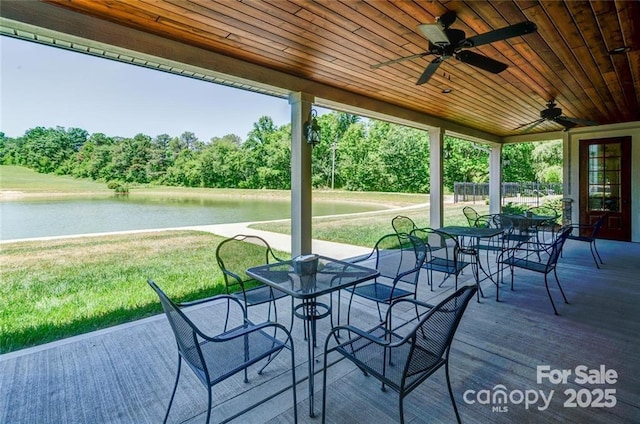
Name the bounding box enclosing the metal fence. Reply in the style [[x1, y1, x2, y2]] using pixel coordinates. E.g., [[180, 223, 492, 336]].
[[453, 182, 563, 207]]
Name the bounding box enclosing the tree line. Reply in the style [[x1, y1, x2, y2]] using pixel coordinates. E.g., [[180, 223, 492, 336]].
[[0, 111, 562, 193]]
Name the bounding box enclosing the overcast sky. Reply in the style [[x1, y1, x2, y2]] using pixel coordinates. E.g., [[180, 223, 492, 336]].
[[0, 36, 292, 142]]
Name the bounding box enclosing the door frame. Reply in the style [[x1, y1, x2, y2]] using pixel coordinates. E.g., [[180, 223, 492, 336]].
[[578, 136, 632, 241]]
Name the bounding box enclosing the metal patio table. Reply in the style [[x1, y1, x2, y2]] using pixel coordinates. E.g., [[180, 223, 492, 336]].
[[503, 213, 556, 234], [247, 255, 379, 417]]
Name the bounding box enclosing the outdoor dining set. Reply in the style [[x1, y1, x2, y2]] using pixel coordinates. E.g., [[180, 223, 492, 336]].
[[146, 205, 608, 423]]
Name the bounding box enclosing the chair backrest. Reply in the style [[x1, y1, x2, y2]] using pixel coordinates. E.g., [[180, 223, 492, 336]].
[[463, 207, 480, 227], [590, 212, 609, 239], [372, 233, 426, 285], [546, 226, 572, 268], [147, 279, 207, 375], [411, 228, 463, 269], [492, 214, 514, 233], [473, 214, 493, 228], [407, 285, 477, 372], [392, 215, 417, 235], [216, 235, 281, 292], [492, 215, 515, 243]]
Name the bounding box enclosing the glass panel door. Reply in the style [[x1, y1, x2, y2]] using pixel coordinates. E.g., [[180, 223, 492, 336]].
[[580, 137, 631, 241]]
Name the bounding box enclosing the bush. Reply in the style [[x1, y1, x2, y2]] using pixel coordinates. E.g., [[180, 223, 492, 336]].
[[107, 180, 129, 194], [502, 202, 527, 215]]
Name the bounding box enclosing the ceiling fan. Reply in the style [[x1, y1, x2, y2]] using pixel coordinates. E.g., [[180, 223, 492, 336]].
[[371, 11, 537, 85], [516, 99, 599, 132]]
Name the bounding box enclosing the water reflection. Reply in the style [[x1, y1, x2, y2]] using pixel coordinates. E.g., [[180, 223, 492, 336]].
[[1, 195, 379, 240]]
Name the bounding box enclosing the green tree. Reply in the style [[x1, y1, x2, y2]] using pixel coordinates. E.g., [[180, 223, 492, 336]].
[[443, 136, 489, 191], [532, 140, 563, 182], [311, 112, 360, 188], [241, 116, 284, 188], [0, 134, 24, 165], [199, 137, 243, 187], [163, 149, 201, 186], [73, 133, 114, 179], [19, 127, 86, 174], [338, 121, 374, 191], [502, 143, 536, 182], [379, 125, 430, 193]]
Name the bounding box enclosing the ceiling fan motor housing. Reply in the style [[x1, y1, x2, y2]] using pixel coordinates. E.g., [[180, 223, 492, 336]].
[[541, 106, 562, 119]]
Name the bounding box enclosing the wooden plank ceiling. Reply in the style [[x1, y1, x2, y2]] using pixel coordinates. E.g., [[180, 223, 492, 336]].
[[42, 0, 640, 138]]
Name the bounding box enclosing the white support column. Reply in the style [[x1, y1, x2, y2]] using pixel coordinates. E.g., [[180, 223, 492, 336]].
[[489, 144, 503, 214], [289, 92, 314, 256], [429, 128, 444, 229]]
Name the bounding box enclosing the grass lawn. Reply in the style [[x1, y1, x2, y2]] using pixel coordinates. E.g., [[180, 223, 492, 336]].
[[0, 165, 112, 194], [252, 202, 490, 248], [0, 231, 235, 353]]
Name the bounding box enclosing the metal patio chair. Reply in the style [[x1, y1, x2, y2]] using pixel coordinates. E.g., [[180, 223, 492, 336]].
[[497, 226, 572, 315], [566, 212, 609, 268], [216, 234, 289, 325], [346, 233, 427, 323], [525, 205, 560, 248], [463, 206, 480, 227], [494, 213, 532, 247], [410, 228, 473, 292], [322, 285, 477, 424], [391, 215, 418, 236], [147, 279, 297, 424]]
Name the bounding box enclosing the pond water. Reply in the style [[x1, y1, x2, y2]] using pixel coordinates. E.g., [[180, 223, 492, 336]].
[[0, 195, 381, 241]]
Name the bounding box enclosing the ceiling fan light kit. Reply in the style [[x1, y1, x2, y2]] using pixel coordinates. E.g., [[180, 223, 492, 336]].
[[372, 10, 537, 85], [417, 23, 449, 45]]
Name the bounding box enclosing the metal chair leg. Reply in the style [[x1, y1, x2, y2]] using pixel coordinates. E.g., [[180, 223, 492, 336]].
[[163, 356, 182, 424], [445, 359, 462, 424], [205, 385, 212, 424], [544, 274, 559, 315], [553, 268, 569, 304]]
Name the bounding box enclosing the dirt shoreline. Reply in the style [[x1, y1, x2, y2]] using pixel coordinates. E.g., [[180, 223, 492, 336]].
[[0, 188, 427, 209]]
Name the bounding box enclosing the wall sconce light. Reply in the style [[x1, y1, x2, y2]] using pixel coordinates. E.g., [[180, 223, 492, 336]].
[[304, 109, 321, 146]]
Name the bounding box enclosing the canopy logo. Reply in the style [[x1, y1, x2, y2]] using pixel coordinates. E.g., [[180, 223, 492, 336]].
[[463, 385, 553, 412], [463, 364, 618, 413]]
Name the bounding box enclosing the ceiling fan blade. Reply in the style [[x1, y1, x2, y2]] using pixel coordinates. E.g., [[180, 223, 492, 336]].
[[456, 50, 508, 74], [371, 53, 430, 69], [553, 117, 578, 130], [515, 118, 545, 132], [553, 116, 578, 131], [557, 116, 599, 126], [418, 23, 450, 46], [463, 21, 537, 48], [416, 57, 443, 85]]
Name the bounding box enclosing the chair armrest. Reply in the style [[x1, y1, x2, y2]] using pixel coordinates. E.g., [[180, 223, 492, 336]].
[[178, 293, 244, 310], [269, 249, 290, 263], [178, 294, 248, 331], [392, 266, 422, 282], [210, 320, 292, 344], [497, 245, 525, 262], [568, 223, 593, 229], [326, 324, 392, 348], [347, 250, 375, 264], [384, 297, 435, 333], [388, 297, 434, 312], [221, 269, 246, 287], [459, 246, 477, 256]]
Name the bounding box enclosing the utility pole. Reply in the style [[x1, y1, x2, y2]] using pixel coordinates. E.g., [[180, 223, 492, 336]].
[[331, 141, 337, 190]]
